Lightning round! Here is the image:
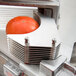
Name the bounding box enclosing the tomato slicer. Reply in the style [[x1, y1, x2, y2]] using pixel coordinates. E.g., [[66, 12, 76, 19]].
[[7, 10, 61, 64]]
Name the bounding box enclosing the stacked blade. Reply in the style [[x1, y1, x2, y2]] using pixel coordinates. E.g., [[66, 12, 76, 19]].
[[25, 46, 51, 64], [8, 38, 59, 65]]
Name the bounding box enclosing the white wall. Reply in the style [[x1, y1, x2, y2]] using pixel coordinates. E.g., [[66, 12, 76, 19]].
[[59, 0, 76, 48]]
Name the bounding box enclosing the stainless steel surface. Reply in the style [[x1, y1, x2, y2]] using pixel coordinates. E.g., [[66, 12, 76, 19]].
[[64, 62, 76, 75], [56, 68, 74, 76], [0, 0, 59, 7], [20, 63, 39, 76], [56, 62, 76, 76], [4, 62, 21, 76], [54, 43, 61, 59], [59, 44, 73, 62], [39, 56, 66, 76], [71, 42, 76, 58], [70, 42, 76, 66]]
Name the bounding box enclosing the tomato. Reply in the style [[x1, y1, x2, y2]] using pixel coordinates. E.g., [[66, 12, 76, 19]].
[[6, 16, 39, 34]]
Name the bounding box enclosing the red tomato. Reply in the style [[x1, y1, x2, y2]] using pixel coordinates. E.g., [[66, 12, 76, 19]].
[[6, 16, 39, 34]]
